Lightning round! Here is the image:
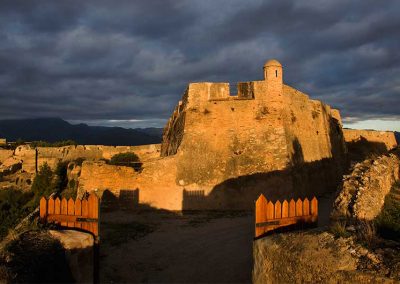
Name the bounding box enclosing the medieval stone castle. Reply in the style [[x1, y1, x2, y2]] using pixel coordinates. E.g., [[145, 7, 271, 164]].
[[0, 60, 397, 210]]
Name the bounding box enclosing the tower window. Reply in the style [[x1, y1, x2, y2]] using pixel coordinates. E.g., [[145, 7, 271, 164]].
[[275, 70, 278, 77]]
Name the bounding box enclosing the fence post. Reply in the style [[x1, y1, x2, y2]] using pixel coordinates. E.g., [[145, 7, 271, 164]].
[[255, 194, 268, 237], [40, 197, 47, 219], [75, 198, 82, 229], [67, 198, 75, 228], [303, 198, 310, 215], [296, 198, 303, 217], [274, 200, 282, 219], [311, 197, 318, 216], [289, 199, 296, 217], [282, 200, 288, 218]]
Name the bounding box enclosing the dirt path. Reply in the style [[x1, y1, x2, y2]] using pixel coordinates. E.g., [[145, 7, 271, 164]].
[[99, 210, 254, 283]]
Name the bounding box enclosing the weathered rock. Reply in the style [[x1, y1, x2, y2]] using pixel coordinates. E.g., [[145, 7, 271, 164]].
[[253, 230, 397, 283], [0, 149, 13, 164], [0, 156, 22, 176], [49, 230, 94, 283], [332, 149, 400, 220]]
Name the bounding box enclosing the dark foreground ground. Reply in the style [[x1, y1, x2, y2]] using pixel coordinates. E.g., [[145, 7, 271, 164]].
[[98, 190, 337, 283], [99, 209, 254, 283]]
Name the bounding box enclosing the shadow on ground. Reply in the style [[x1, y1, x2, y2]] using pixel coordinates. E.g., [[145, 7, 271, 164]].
[[99, 206, 254, 283]]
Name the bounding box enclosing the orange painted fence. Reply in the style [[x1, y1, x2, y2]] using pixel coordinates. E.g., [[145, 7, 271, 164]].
[[40, 193, 100, 238], [255, 195, 318, 238]]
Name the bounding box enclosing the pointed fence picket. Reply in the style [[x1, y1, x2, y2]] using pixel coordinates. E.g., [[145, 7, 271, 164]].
[[255, 195, 318, 238], [39, 193, 99, 238]]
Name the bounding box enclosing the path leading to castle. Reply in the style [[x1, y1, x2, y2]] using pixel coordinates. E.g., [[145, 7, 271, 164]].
[[99, 210, 254, 283]]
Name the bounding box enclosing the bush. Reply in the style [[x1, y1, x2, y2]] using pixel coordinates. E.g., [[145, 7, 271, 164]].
[[330, 220, 350, 238], [0, 161, 72, 241], [0, 190, 33, 239], [108, 152, 142, 171]]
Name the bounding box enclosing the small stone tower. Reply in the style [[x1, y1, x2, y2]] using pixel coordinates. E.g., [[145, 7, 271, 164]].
[[263, 59, 284, 111], [263, 59, 283, 84]]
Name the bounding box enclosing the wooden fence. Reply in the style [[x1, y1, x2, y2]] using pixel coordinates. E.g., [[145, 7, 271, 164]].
[[255, 195, 318, 238], [40, 193, 99, 238]]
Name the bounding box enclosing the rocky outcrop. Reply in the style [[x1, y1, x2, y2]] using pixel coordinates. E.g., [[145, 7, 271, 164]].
[[253, 230, 398, 283], [49, 230, 94, 283], [0, 156, 22, 177], [332, 148, 400, 220], [0, 149, 13, 164]]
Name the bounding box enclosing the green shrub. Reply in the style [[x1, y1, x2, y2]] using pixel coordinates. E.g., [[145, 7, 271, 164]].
[[108, 152, 142, 171]]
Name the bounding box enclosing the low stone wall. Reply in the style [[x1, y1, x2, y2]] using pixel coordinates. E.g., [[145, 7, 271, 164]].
[[343, 129, 397, 150], [12, 144, 161, 174], [78, 157, 182, 210], [78, 161, 138, 197], [332, 149, 400, 220]]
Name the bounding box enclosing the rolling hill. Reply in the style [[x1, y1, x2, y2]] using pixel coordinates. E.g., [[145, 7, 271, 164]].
[[0, 118, 163, 146]]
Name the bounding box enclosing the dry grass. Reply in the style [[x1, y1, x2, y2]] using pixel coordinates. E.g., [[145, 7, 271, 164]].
[[330, 220, 350, 238]]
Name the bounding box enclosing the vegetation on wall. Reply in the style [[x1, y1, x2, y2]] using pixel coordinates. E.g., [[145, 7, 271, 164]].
[[29, 140, 77, 148], [108, 152, 142, 171]]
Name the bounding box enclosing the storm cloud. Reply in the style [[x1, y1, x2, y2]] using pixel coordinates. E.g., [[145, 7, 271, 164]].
[[0, 0, 399, 128]]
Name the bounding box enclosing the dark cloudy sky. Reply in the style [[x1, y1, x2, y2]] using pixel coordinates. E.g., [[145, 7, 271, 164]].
[[0, 0, 399, 130]]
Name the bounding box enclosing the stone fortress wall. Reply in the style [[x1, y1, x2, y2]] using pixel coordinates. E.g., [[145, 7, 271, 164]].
[[79, 60, 352, 210], [1, 60, 397, 210]]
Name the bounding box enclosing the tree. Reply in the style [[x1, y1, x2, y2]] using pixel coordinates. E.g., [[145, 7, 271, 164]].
[[29, 163, 54, 208]]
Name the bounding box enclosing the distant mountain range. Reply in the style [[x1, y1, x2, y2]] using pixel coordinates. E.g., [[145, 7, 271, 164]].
[[0, 118, 163, 146]]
